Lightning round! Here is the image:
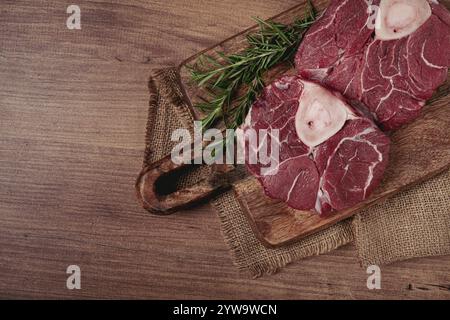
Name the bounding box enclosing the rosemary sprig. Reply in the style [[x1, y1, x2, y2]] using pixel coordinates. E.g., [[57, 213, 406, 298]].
[[189, 2, 316, 130]]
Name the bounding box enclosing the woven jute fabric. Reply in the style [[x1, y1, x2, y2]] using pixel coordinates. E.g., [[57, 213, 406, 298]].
[[353, 169, 450, 267], [140, 67, 450, 277]]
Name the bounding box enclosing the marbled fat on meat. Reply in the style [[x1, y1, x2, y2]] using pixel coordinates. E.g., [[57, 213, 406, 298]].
[[295, 0, 450, 130], [243, 76, 390, 215]]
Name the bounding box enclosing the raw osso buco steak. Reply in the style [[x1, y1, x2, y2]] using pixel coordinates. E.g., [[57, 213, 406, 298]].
[[243, 76, 390, 215], [243, 0, 450, 215], [296, 0, 450, 130]]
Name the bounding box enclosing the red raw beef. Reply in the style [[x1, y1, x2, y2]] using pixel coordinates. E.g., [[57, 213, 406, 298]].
[[243, 76, 390, 215], [295, 0, 450, 130]]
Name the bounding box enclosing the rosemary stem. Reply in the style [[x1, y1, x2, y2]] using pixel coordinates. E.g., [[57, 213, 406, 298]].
[[190, 5, 317, 130]]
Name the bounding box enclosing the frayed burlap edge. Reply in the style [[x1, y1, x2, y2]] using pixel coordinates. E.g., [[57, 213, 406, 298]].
[[352, 169, 450, 268], [212, 190, 354, 277], [143, 67, 196, 166]]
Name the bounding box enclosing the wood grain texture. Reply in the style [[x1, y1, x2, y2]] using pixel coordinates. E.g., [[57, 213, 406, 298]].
[[179, 0, 450, 247], [1, 0, 450, 299], [136, 155, 234, 214]]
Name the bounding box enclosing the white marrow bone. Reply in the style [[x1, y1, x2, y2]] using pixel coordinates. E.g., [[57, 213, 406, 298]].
[[375, 0, 432, 40], [295, 81, 355, 147]]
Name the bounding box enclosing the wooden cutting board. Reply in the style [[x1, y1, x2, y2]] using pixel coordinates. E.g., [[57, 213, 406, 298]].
[[178, 0, 450, 247]]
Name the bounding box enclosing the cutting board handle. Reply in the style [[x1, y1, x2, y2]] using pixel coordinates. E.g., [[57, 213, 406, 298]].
[[136, 154, 233, 215]]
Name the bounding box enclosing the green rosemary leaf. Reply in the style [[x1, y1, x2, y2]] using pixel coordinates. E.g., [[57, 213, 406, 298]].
[[189, 4, 317, 130]]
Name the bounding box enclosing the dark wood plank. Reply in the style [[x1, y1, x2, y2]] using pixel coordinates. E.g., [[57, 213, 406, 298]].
[[1, 0, 449, 299]]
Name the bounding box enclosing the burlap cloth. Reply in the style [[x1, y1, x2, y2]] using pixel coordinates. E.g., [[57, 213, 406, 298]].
[[140, 67, 450, 277]]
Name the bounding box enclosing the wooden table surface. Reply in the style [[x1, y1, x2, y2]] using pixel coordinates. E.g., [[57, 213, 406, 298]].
[[1, 0, 449, 300]]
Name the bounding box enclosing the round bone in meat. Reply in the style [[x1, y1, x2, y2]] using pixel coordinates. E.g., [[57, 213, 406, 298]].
[[295, 81, 354, 147], [244, 75, 390, 215], [375, 0, 432, 40]]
